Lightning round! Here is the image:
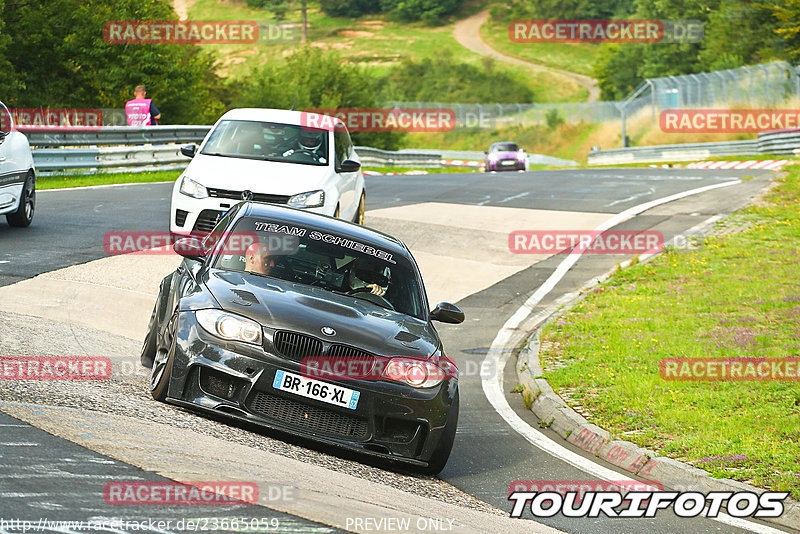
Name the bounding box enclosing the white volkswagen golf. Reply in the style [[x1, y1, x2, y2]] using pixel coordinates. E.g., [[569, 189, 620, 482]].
[[0, 101, 36, 228], [170, 108, 366, 236]]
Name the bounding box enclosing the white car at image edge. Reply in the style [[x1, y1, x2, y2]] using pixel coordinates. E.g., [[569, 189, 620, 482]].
[[171, 108, 366, 235], [0, 101, 36, 227]]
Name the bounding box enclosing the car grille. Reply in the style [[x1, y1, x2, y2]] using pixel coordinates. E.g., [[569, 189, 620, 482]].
[[207, 187, 290, 204], [248, 391, 369, 440], [273, 331, 324, 361], [175, 209, 188, 227], [192, 209, 224, 233]]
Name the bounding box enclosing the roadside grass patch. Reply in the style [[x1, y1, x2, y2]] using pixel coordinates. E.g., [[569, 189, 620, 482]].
[[37, 170, 181, 190], [539, 165, 800, 498]]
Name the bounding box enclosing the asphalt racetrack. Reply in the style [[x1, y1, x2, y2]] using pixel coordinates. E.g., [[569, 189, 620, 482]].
[[0, 167, 787, 534]]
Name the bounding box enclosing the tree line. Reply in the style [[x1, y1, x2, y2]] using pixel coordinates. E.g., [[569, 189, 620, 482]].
[[495, 0, 800, 100]]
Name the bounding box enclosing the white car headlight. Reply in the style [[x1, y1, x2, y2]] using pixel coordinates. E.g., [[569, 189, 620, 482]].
[[287, 189, 325, 209], [196, 309, 262, 345], [179, 175, 209, 199]]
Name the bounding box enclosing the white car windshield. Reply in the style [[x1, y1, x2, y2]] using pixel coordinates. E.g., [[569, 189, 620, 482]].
[[201, 120, 329, 166]]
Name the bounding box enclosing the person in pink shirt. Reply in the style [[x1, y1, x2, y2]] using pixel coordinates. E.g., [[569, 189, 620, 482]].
[[125, 85, 161, 126]]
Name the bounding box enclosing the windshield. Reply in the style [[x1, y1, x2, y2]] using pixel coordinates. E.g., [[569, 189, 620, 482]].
[[201, 120, 329, 166], [214, 217, 426, 319], [492, 143, 518, 152]]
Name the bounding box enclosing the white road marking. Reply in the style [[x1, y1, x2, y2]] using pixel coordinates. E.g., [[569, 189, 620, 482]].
[[481, 179, 788, 533], [606, 186, 656, 208], [499, 192, 529, 203]]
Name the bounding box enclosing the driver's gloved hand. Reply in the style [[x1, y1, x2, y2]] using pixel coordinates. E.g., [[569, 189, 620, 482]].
[[367, 283, 386, 296]]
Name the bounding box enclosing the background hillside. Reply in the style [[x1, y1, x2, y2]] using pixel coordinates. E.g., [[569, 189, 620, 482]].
[[1, 0, 798, 159]]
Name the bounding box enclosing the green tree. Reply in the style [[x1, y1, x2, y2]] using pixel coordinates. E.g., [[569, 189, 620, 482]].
[[380, 55, 534, 103], [246, 0, 309, 41], [772, 0, 800, 63], [238, 47, 405, 149], [320, 0, 380, 18], [0, 0, 226, 123], [380, 0, 463, 24]]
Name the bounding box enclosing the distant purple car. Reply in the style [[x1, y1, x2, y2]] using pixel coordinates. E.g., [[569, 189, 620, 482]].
[[484, 142, 528, 172]]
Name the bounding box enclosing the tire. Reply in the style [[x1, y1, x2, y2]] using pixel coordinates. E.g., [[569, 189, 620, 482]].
[[418, 389, 459, 476], [353, 191, 365, 225], [150, 310, 178, 402], [7, 171, 35, 227], [140, 300, 159, 368]]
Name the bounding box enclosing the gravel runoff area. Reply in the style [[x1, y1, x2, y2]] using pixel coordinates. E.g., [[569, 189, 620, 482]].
[[0, 310, 503, 517]]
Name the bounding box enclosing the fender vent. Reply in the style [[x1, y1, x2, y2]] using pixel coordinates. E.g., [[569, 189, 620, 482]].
[[231, 289, 259, 305]]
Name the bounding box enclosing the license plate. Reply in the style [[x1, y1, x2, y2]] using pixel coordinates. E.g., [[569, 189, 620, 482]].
[[272, 370, 360, 410], [501, 160, 515, 165]]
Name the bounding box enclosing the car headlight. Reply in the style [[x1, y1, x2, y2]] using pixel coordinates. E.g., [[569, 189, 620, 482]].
[[487, 154, 498, 162], [287, 189, 325, 209], [196, 309, 262, 345], [382, 357, 456, 388], [179, 175, 209, 199]]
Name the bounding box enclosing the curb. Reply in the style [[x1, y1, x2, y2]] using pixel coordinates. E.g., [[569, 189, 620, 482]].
[[513, 221, 800, 531]]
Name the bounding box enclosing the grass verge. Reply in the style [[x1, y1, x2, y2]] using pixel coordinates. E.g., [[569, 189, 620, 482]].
[[37, 170, 181, 190], [539, 165, 800, 498]]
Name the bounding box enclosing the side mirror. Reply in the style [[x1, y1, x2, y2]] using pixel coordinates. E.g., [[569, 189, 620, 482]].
[[430, 302, 465, 324], [180, 144, 196, 158], [173, 236, 206, 261], [338, 159, 360, 173]]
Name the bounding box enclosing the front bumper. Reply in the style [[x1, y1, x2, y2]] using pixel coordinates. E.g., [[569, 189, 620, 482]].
[[486, 159, 525, 171], [163, 311, 458, 467], [170, 191, 333, 235]]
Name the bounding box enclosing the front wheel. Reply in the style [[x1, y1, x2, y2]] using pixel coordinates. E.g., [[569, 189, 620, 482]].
[[418, 389, 459, 476], [150, 310, 178, 402], [7, 172, 35, 227]]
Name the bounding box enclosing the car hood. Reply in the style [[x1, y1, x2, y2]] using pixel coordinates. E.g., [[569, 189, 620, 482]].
[[185, 153, 332, 195], [203, 269, 439, 360]]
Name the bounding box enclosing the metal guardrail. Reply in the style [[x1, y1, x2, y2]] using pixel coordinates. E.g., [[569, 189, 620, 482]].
[[353, 146, 442, 168], [25, 125, 211, 147], [28, 126, 579, 173], [756, 129, 800, 155], [588, 129, 800, 165], [34, 144, 187, 173], [588, 139, 764, 165]]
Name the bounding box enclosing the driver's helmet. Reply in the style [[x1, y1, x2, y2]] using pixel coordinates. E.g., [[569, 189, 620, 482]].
[[299, 130, 323, 151], [349, 257, 389, 293], [263, 123, 287, 139]]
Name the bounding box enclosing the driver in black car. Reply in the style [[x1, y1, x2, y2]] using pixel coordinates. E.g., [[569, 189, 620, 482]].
[[244, 241, 276, 275], [345, 257, 389, 297]]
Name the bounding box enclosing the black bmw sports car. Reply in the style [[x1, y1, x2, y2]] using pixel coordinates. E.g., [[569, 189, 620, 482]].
[[140, 201, 465, 474]]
